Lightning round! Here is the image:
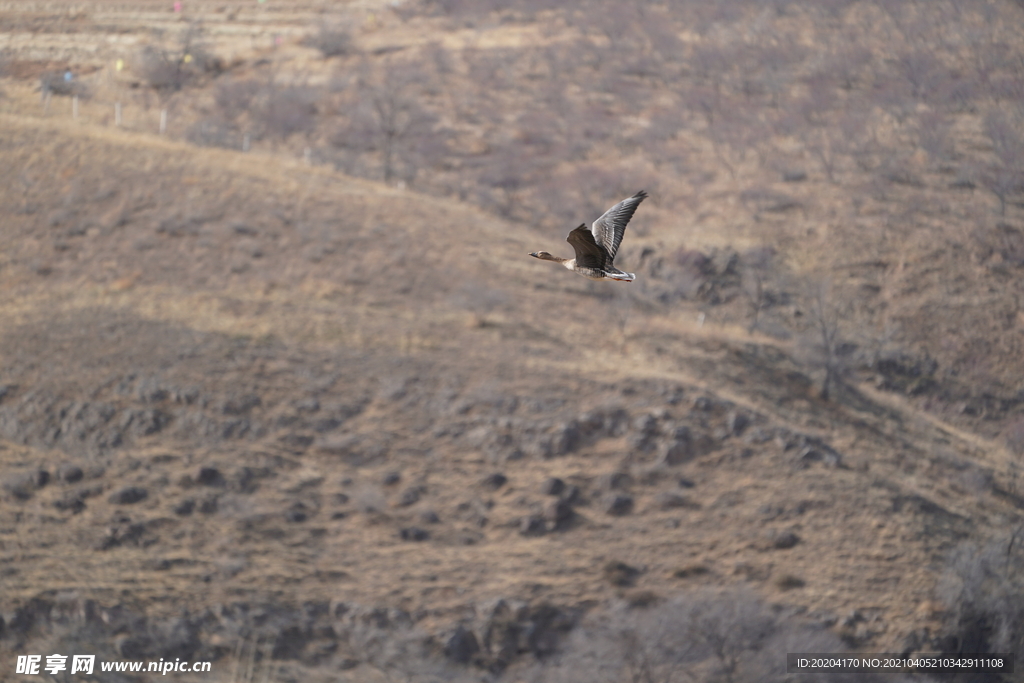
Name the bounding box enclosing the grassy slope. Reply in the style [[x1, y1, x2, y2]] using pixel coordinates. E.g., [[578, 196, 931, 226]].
[[2, 0, 1024, 674], [0, 110, 1020, 654]]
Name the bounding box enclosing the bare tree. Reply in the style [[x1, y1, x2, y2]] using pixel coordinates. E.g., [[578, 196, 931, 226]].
[[340, 61, 438, 184], [803, 277, 846, 400], [137, 23, 219, 96], [740, 247, 774, 333], [978, 111, 1024, 215]]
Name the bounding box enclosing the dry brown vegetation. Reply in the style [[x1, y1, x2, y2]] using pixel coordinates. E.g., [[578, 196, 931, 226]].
[[2, 0, 1024, 681]]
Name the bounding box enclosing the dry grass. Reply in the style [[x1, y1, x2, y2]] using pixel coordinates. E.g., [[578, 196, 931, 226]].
[[2, 0, 1024, 677]]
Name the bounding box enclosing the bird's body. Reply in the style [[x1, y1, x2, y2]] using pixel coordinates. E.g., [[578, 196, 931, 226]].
[[530, 191, 647, 282]]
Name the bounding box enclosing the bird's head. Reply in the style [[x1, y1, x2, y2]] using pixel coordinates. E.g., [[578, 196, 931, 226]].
[[530, 251, 553, 260]]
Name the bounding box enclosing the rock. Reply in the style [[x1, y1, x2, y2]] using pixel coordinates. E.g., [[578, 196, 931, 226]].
[[58, 464, 84, 483], [727, 410, 749, 436], [173, 499, 195, 515], [624, 590, 661, 608], [382, 471, 401, 486], [279, 432, 314, 450], [543, 498, 573, 529], [313, 418, 342, 433], [604, 494, 634, 516], [519, 515, 546, 536], [653, 492, 699, 510], [271, 626, 307, 660], [99, 520, 152, 550], [194, 466, 225, 487], [54, 492, 86, 513], [659, 434, 693, 465], [445, 625, 480, 664], [109, 486, 148, 505], [776, 574, 805, 590], [400, 527, 429, 541], [285, 501, 308, 523], [628, 414, 659, 451], [633, 413, 658, 435], [481, 473, 508, 490], [678, 477, 695, 488], [798, 445, 843, 468], [559, 485, 581, 505], [598, 472, 632, 491], [294, 397, 320, 413], [540, 477, 565, 496], [222, 393, 261, 415], [772, 530, 801, 549], [419, 510, 440, 524], [3, 469, 50, 500], [672, 565, 710, 579], [603, 560, 640, 586], [523, 603, 575, 658], [550, 421, 582, 455], [198, 496, 218, 514], [121, 409, 171, 436], [397, 486, 423, 507]]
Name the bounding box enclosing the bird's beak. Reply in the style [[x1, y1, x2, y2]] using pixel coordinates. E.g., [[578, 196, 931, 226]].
[[529, 252, 538, 258]]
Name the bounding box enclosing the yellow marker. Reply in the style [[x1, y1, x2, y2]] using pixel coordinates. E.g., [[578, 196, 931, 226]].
[[183, 53, 193, 63], [115, 59, 124, 71]]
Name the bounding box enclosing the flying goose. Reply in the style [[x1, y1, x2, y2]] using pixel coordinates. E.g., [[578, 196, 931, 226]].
[[530, 191, 647, 282]]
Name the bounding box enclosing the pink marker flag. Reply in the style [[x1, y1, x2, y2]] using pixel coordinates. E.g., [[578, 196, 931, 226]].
[[173, 1, 182, 11]]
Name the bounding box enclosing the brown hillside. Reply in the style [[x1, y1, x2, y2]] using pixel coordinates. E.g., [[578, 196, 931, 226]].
[[2, 1, 1024, 681]]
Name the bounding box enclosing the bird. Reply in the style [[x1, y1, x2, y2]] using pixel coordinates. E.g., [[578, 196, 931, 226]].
[[529, 191, 647, 282]]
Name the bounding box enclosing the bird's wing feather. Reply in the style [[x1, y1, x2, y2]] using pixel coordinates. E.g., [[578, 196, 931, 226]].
[[567, 225, 608, 269], [590, 190, 647, 261]]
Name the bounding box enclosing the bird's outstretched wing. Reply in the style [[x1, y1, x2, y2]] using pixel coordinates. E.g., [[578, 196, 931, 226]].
[[591, 190, 647, 262], [566, 225, 608, 270]]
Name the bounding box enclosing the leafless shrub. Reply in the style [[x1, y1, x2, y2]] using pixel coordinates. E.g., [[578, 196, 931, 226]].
[[526, 590, 889, 683], [937, 528, 1024, 655], [477, 147, 543, 220], [893, 50, 943, 101], [186, 115, 241, 149], [916, 111, 953, 161], [39, 71, 89, 98], [136, 25, 219, 95], [820, 46, 872, 90], [254, 84, 319, 139], [215, 77, 261, 122], [666, 248, 713, 301], [739, 188, 802, 216], [1005, 417, 1024, 456], [305, 23, 354, 58]]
